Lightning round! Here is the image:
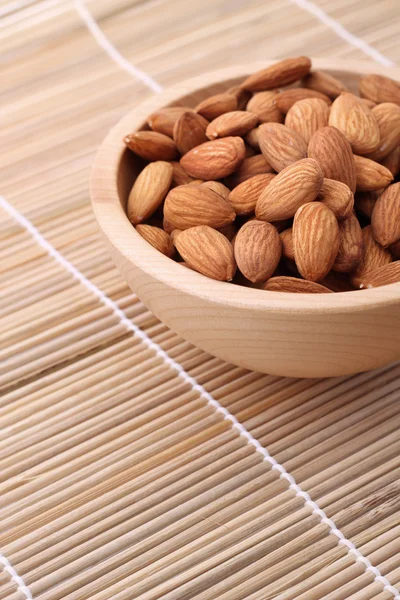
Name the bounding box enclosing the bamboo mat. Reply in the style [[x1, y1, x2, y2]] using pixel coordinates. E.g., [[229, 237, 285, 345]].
[[1, 1, 400, 599]]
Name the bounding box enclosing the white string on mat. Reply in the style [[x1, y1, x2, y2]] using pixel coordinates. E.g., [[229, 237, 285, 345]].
[[0, 553, 32, 600], [2, 193, 400, 599]]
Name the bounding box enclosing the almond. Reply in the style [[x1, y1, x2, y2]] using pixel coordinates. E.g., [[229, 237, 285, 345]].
[[328, 92, 380, 155], [308, 126, 356, 193], [164, 184, 235, 230], [382, 145, 400, 177], [228, 173, 275, 215], [354, 190, 382, 218], [357, 261, 400, 289], [169, 161, 194, 186], [173, 111, 208, 154], [302, 70, 347, 99], [366, 103, 400, 162], [234, 220, 281, 282], [332, 212, 364, 272], [195, 92, 238, 120], [256, 158, 323, 221], [245, 128, 260, 150], [136, 224, 174, 257], [258, 122, 308, 172], [275, 88, 331, 113], [226, 85, 252, 110], [359, 74, 400, 105], [246, 90, 284, 123], [354, 155, 394, 191], [280, 228, 294, 260], [241, 56, 312, 92], [170, 229, 182, 245], [148, 106, 189, 137], [390, 239, 400, 259], [124, 131, 177, 161], [225, 154, 273, 187], [201, 180, 230, 200], [293, 202, 340, 281], [206, 111, 258, 139], [263, 276, 333, 293], [317, 178, 354, 220], [360, 98, 377, 109], [180, 137, 245, 180], [163, 216, 174, 234], [175, 226, 236, 281], [285, 98, 330, 144], [371, 182, 400, 247], [351, 225, 392, 285], [127, 161, 173, 224]]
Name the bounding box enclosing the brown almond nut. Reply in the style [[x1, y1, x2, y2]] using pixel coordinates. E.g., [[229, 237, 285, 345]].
[[317, 178, 354, 220], [206, 111, 259, 139], [228, 173, 275, 215], [351, 225, 392, 285], [382, 145, 400, 177], [371, 182, 400, 247], [170, 229, 182, 245], [218, 222, 237, 241], [127, 161, 173, 224], [135, 224, 174, 257], [201, 181, 230, 200], [188, 179, 204, 185], [241, 56, 312, 92], [280, 228, 294, 260], [169, 161, 195, 186], [275, 88, 331, 113], [357, 261, 400, 289], [354, 155, 394, 191], [173, 111, 208, 155], [355, 190, 381, 218], [234, 220, 281, 283], [180, 137, 245, 180], [359, 74, 400, 105], [256, 158, 323, 221], [246, 91, 284, 124], [308, 126, 356, 193], [328, 92, 380, 155], [225, 154, 273, 188], [332, 213, 364, 273], [293, 202, 340, 281], [263, 276, 333, 293], [148, 106, 190, 137], [285, 98, 330, 144], [302, 71, 347, 99], [164, 184, 235, 230], [366, 103, 400, 162], [245, 128, 260, 150], [226, 85, 252, 110], [258, 122, 307, 172], [390, 239, 400, 259], [320, 271, 355, 292], [175, 226, 236, 281], [360, 98, 377, 109], [124, 131, 177, 161], [195, 93, 238, 120]]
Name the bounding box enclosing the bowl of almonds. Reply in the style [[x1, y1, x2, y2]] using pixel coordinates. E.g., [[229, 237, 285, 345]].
[[91, 58, 400, 378]]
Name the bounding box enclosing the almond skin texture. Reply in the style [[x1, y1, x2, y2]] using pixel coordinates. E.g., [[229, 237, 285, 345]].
[[175, 226, 236, 281], [263, 276, 333, 293], [351, 225, 392, 285], [124, 131, 177, 161], [195, 93, 238, 120], [332, 213, 364, 273], [258, 123, 308, 172], [169, 161, 194, 186], [245, 128, 260, 150], [225, 154, 273, 187], [357, 261, 400, 289], [382, 145, 400, 177], [180, 137, 245, 180], [285, 98, 330, 144], [359, 74, 400, 105], [371, 182, 400, 247], [234, 220, 281, 283], [308, 126, 356, 193], [173, 111, 208, 155], [293, 202, 340, 281], [280, 228, 294, 260], [302, 71, 347, 99], [317, 178, 354, 220], [148, 106, 189, 137], [246, 91, 283, 123], [127, 161, 173, 224], [354, 155, 394, 191], [242, 56, 312, 92], [206, 111, 258, 139], [164, 184, 235, 230], [135, 224, 174, 257], [328, 92, 380, 155], [228, 173, 275, 215], [366, 103, 400, 162], [201, 181, 230, 200], [275, 88, 331, 113], [256, 158, 323, 221]]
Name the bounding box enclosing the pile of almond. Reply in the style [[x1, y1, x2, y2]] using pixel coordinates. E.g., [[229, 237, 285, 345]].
[[124, 57, 400, 293]]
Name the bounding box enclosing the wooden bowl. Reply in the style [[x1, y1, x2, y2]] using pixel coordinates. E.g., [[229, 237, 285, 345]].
[[91, 59, 400, 378]]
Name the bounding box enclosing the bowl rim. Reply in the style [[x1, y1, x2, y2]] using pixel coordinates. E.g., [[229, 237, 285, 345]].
[[91, 58, 400, 315]]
